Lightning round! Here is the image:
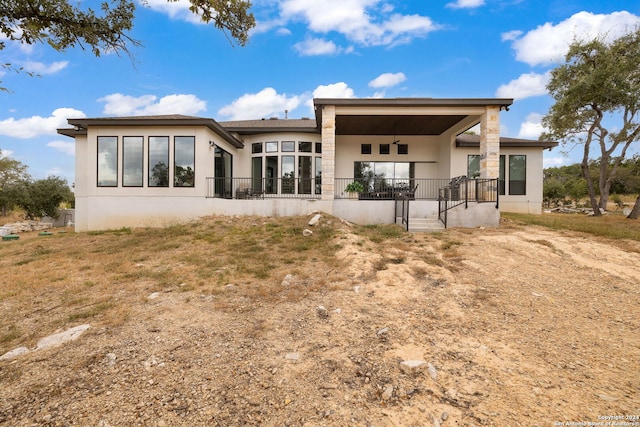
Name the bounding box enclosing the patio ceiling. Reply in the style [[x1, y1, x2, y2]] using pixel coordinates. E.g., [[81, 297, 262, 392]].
[[335, 114, 469, 135], [314, 98, 514, 137]]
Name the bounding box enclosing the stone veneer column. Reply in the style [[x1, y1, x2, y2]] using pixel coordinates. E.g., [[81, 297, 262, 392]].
[[480, 106, 500, 179], [321, 105, 336, 201]]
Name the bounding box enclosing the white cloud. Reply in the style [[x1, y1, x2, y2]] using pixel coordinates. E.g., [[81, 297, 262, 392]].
[[305, 82, 356, 112], [369, 72, 406, 88], [508, 11, 640, 66], [495, 72, 550, 100], [312, 82, 356, 99], [218, 87, 306, 120], [0, 149, 14, 159], [47, 140, 76, 156], [22, 61, 69, 75], [294, 38, 340, 56], [544, 155, 567, 168], [446, 0, 485, 9], [0, 108, 86, 139], [138, 0, 202, 23], [279, 0, 439, 48], [501, 30, 522, 42], [517, 113, 546, 139], [98, 94, 207, 116]]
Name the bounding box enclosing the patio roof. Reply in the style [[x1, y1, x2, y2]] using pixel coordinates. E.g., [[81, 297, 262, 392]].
[[313, 98, 514, 136]]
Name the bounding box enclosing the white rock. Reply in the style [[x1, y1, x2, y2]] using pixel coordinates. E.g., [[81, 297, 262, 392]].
[[0, 347, 30, 361], [308, 214, 321, 226], [36, 324, 90, 351], [399, 360, 427, 374], [427, 363, 438, 381], [147, 292, 160, 300], [381, 384, 393, 400], [285, 352, 301, 361], [303, 229, 313, 236], [281, 274, 294, 286]]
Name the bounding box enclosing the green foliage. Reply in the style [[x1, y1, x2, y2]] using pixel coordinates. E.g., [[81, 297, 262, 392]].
[[20, 176, 74, 220], [0, 0, 255, 90], [0, 152, 31, 216], [543, 178, 565, 207], [542, 29, 640, 215], [345, 181, 365, 193]]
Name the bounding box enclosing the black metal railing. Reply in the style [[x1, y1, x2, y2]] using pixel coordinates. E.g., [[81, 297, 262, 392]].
[[206, 177, 321, 199], [395, 195, 410, 231], [335, 178, 447, 200], [438, 177, 499, 227]]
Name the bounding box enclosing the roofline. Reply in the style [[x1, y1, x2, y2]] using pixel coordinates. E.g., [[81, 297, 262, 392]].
[[59, 116, 244, 148], [313, 97, 514, 108], [456, 137, 559, 150], [221, 126, 320, 135]]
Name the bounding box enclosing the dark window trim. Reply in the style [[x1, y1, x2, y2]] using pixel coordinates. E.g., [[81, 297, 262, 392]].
[[148, 136, 170, 188], [97, 136, 118, 187], [508, 154, 526, 196], [174, 135, 195, 188], [361, 144, 372, 155], [122, 136, 144, 187], [379, 144, 390, 155]]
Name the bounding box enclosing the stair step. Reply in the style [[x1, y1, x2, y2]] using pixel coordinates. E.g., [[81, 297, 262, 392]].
[[407, 217, 445, 232]]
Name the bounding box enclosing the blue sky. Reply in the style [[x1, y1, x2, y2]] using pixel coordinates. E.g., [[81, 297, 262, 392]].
[[1, 0, 639, 184]]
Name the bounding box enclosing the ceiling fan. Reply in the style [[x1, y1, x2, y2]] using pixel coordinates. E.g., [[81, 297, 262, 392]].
[[392, 124, 400, 144]]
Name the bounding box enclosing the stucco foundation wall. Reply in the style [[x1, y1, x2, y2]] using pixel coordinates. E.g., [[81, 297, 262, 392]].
[[332, 200, 397, 225], [446, 203, 500, 228], [499, 200, 542, 214], [74, 196, 333, 231]]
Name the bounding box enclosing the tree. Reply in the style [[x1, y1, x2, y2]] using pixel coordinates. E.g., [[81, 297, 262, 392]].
[[20, 176, 74, 219], [0, 0, 255, 89], [0, 151, 31, 216], [542, 29, 640, 217], [543, 178, 565, 207]]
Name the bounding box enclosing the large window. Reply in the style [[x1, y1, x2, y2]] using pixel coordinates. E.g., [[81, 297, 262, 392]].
[[122, 136, 143, 187], [97, 136, 118, 187], [148, 136, 169, 187], [266, 156, 278, 194], [252, 140, 322, 196], [298, 156, 312, 194], [174, 136, 195, 187], [354, 161, 412, 190], [282, 156, 295, 194], [509, 155, 526, 195]]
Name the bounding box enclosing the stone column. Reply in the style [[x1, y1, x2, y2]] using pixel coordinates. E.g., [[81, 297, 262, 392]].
[[480, 106, 500, 179], [321, 105, 336, 201]]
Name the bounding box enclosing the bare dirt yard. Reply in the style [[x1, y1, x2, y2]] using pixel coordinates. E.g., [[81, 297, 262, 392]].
[[0, 215, 638, 426]]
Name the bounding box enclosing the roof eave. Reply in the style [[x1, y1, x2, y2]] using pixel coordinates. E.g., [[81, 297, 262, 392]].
[[63, 117, 244, 148]]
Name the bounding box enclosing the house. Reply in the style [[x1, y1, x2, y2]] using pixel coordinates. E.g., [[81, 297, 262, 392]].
[[57, 97, 557, 232]]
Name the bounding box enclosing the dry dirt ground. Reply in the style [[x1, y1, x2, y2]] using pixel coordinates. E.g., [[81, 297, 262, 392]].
[[1, 217, 639, 426]]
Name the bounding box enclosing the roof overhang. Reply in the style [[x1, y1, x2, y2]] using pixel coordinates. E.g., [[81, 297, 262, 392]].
[[456, 134, 558, 150], [57, 115, 244, 148], [313, 98, 514, 136]]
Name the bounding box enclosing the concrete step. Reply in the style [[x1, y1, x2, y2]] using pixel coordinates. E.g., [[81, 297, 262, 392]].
[[407, 217, 445, 232]]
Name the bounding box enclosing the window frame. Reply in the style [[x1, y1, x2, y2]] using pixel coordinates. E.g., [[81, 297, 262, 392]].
[[122, 136, 144, 187], [508, 155, 526, 195], [174, 136, 195, 188], [148, 136, 170, 187], [97, 136, 118, 187]]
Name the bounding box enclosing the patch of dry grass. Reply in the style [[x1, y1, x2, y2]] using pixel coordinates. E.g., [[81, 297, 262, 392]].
[[0, 215, 344, 353], [502, 212, 640, 244]]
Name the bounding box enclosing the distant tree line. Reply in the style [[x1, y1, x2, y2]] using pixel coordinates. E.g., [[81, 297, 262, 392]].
[[0, 151, 74, 220], [544, 156, 640, 209]]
